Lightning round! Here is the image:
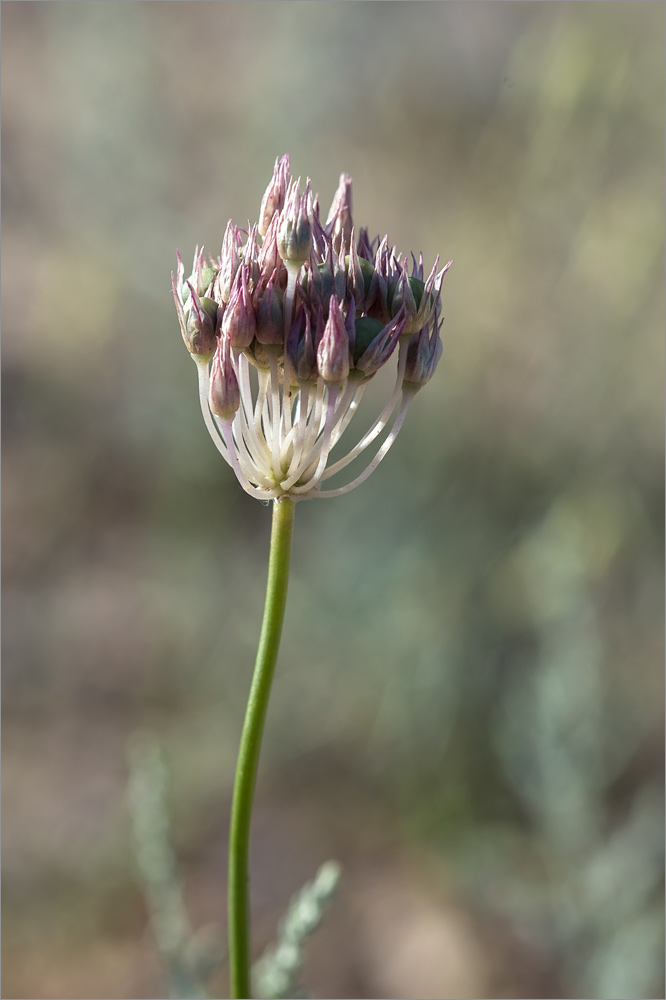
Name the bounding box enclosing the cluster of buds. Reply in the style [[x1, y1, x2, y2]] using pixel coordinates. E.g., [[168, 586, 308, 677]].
[[173, 155, 451, 501]]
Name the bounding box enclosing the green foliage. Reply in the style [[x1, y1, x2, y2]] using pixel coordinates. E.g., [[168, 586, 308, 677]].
[[127, 733, 222, 1000], [253, 862, 342, 1000]]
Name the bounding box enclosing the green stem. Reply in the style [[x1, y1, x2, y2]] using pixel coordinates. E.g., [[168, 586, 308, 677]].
[[228, 496, 296, 999]]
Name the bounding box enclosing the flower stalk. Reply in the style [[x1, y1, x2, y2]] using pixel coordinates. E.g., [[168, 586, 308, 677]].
[[228, 496, 295, 1000]]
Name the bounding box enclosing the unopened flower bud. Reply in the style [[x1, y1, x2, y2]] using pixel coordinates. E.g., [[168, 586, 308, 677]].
[[345, 241, 376, 311], [356, 227, 374, 261], [317, 296, 350, 384], [403, 320, 443, 389], [389, 273, 433, 336], [258, 212, 281, 279], [255, 279, 284, 346], [209, 337, 240, 419], [309, 195, 329, 260], [311, 241, 346, 306], [213, 221, 242, 304], [287, 307, 318, 383], [353, 311, 405, 377], [364, 236, 392, 319], [389, 258, 443, 336], [223, 265, 256, 349], [173, 272, 218, 360], [325, 173, 353, 252], [277, 180, 312, 265], [179, 247, 217, 303], [258, 155, 291, 237]]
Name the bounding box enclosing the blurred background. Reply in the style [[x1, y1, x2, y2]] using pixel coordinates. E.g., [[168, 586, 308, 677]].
[[2, 3, 664, 998]]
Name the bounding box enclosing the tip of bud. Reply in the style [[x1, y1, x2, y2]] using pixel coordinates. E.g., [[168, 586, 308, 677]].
[[325, 174, 353, 252], [258, 154, 291, 237]]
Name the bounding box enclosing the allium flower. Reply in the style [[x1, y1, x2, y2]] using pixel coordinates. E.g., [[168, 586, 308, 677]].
[[173, 155, 452, 501]]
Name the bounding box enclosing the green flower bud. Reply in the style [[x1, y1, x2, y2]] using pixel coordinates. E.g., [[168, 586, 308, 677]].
[[388, 275, 437, 336], [352, 317, 384, 364]]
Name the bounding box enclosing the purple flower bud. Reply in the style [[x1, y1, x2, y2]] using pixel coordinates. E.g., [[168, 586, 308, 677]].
[[346, 232, 377, 311], [311, 240, 347, 307], [325, 173, 353, 253], [257, 212, 281, 282], [389, 257, 441, 336], [317, 296, 350, 384], [258, 154, 291, 237], [255, 276, 284, 346], [243, 223, 262, 292], [172, 271, 218, 360], [286, 306, 318, 383], [403, 318, 443, 388], [222, 264, 256, 349], [309, 194, 328, 261], [277, 179, 313, 265], [209, 336, 240, 419], [182, 246, 217, 299], [363, 236, 392, 320], [356, 227, 375, 262], [213, 220, 242, 304]]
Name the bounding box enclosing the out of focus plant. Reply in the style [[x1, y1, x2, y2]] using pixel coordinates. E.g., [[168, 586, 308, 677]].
[[127, 733, 222, 1000], [128, 733, 340, 1000], [168, 155, 451, 998], [490, 491, 664, 1000], [253, 861, 341, 1000]]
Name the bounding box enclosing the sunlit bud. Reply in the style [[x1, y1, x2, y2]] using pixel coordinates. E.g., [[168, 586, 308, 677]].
[[255, 277, 284, 346], [325, 173, 353, 253], [213, 220, 242, 303], [173, 275, 218, 359], [365, 236, 391, 318], [244, 223, 262, 291], [258, 154, 291, 237], [403, 318, 443, 388], [222, 264, 256, 349], [435, 258, 454, 293], [336, 234, 348, 285], [346, 232, 363, 303], [345, 233, 376, 311], [209, 337, 240, 419], [258, 212, 281, 279], [180, 247, 217, 301], [317, 296, 349, 384], [277, 179, 312, 265], [309, 194, 328, 260]]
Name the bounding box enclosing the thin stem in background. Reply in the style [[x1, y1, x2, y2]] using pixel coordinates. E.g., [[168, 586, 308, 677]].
[[228, 497, 296, 999]]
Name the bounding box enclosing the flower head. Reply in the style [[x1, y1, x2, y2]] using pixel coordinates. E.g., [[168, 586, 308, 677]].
[[174, 156, 451, 501]]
